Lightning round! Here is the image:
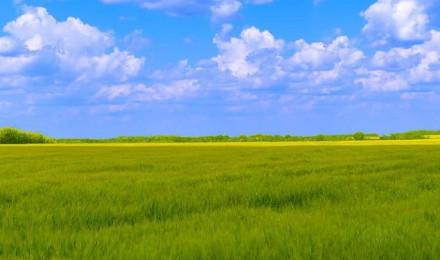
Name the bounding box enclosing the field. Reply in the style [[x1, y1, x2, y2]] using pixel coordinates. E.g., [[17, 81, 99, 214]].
[[1, 141, 440, 259]]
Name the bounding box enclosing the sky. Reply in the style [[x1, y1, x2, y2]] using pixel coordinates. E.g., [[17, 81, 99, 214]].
[[0, 0, 440, 138]]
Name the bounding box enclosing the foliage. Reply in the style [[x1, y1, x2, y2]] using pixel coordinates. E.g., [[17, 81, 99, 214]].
[[0, 127, 53, 144], [316, 134, 325, 141], [4, 126, 440, 144], [379, 130, 434, 140], [56, 133, 380, 143], [353, 131, 365, 141], [0, 144, 439, 259]]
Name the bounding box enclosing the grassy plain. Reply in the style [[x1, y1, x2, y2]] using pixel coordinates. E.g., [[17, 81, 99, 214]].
[[1, 141, 440, 259]]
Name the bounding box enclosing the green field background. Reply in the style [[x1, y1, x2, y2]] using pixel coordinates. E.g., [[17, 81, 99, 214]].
[[1, 144, 439, 259]]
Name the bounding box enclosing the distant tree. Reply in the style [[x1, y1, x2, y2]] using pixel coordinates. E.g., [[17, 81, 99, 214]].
[[316, 134, 325, 141], [237, 135, 247, 142], [353, 132, 365, 141]]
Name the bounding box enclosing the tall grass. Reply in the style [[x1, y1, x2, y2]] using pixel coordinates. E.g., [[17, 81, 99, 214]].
[[0, 144, 439, 259]]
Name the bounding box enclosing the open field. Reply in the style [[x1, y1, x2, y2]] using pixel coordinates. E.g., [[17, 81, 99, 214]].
[[1, 142, 440, 259]]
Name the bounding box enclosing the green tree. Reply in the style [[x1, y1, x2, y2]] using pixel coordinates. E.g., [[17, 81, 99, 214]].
[[316, 135, 325, 141], [353, 132, 365, 141]]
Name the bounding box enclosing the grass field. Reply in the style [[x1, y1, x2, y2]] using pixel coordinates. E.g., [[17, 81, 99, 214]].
[[1, 142, 440, 259]]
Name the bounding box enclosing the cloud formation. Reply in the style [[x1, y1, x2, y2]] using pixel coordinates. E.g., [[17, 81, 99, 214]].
[[213, 26, 284, 78], [361, 0, 430, 45], [0, 7, 144, 83], [97, 79, 201, 102], [199, 0, 440, 96], [205, 25, 365, 93], [2, 0, 440, 117]]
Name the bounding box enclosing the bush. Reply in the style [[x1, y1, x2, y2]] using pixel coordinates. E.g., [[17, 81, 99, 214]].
[[0, 127, 52, 144], [316, 135, 325, 141], [353, 132, 365, 141]]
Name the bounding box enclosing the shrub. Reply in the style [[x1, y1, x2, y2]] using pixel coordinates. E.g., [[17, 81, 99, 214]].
[[353, 132, 365, 141], [0, 127, 52, 144], [316, 135, 325, 141]]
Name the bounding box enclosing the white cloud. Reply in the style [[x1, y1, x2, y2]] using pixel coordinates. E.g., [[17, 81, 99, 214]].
[[0, 7, 145, 82], [209, 26, 366, 93], [289, 36, 364, 71], [4, 7, 114, 53], [148, 21, 439, 103], [97, 84, 132, 100], [97, 80, 201, 102], [210, 0, 242, 21], [98, 0, 273, 21], [0, 6, 150, 113], [139, 79, 201, 101], [361, 0, 430, 45], [4, 0, 440, 115], [361, 30, 440, 90], [66, 48, 144, 82], [371, 47, 419, 70], [355, 70, 409, 91], [401, 91, 435, 100], [212, 26, 284, 78], [0, 56, 36, 75]]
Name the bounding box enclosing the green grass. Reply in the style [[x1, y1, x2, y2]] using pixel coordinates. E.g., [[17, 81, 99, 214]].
[[1, 144, 440, 259]]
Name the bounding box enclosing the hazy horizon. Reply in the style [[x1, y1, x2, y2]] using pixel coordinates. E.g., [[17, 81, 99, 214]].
[[1, 0, 439, 137]]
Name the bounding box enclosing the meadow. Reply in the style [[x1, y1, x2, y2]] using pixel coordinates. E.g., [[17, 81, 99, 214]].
[[1, 142, 440, 259]]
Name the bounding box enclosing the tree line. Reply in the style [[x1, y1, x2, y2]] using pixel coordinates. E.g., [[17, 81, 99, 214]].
[[1, 127, 439, 144]]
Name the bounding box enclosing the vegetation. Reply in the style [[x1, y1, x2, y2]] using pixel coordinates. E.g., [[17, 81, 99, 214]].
[[353, 131, 365, 140], [0, 127, 53, 144], [2, 126, 440, 144], [52, 130, 440, 143], [0, 143, 439, 259], [56, 133, 380, 143], [380, 130, 440, 140]]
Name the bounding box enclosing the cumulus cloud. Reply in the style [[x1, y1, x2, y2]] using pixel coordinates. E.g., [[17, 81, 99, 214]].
[[202, 0, 440, 96], [283, 36, 365, 93], [212, 26, 284, 78], [357, 30, 440, 91], [0, 6, 151, 113], [4, 7, 113, 53], [289, 36, 365, 71], [361, 0, 430, 45], [208, 25, 365, 93], [207, 20, 440, 96], [0, 7, 144, 83], [4, 0, 440, 116]]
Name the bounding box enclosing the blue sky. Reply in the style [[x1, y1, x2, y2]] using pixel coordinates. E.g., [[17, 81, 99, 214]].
[[1, 0, 440, 137]]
